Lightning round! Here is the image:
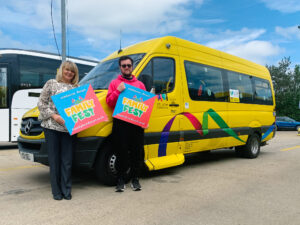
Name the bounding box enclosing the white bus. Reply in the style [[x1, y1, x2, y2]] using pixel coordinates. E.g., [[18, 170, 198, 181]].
[[0, 49, 98, 142]]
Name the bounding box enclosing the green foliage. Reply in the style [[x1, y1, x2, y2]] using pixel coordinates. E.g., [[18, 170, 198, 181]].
[[267, 57, 300, 121]]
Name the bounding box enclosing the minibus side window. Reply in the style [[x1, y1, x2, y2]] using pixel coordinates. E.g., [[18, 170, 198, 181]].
[[139, 57, 175, 94], [253, 78, 273, 105], [185, 61, 225, 101], [227, 71, 253, 103]]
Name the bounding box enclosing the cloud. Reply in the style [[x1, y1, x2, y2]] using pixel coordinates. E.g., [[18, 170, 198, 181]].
[[196, 19, 225, 25], [224, 41, 282, 65], [188, 28, 218, 41], [0, 0, 59, 30], [67, 0, 201, 39], [206, 28, 266, 48], [205, 28, 281, 65], [78, 55, 100, 62], [0, 30, 27, 49], [0, 0, 207, 57], [275, 25, 300, 40], [0, 0, 284, 66], [260, 0, 300, 13], [0, 29, 54, 52], [0, 0, 205, 46]]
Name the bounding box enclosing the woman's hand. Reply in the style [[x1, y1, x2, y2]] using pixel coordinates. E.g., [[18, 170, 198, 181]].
[[117, 82, 126, 92], [51, 114, 65, 125]]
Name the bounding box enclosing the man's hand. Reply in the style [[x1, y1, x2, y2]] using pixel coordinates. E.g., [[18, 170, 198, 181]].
[[52, 114, 65, 125], [117, 82, 126, 92]]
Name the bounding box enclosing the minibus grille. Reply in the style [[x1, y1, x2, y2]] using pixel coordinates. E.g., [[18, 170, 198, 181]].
[[20, 118, 43, 136]]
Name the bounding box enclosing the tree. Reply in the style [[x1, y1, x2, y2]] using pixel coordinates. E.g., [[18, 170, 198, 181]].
[[267, 57, 300, 121]]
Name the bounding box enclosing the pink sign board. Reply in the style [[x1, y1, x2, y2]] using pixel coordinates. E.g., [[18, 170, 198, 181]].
[[52, 84, 108, 135], [112, 84, 156, 128]]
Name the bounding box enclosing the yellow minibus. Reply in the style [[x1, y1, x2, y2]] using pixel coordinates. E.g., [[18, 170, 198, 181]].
[[18, 36, 276, 185]]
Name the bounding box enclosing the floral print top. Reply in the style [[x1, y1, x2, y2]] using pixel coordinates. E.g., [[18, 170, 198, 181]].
[[37, 79, 77, 132]]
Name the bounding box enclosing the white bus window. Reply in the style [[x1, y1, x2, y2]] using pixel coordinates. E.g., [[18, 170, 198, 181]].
[[0, 68, 7, 108], [19, 56, 58, 88], [19, 55, 94, 89]]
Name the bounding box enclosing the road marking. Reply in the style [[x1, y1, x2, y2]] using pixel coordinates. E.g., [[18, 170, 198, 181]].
[[0, 164, 45, 172], [281, 145, 300, 152]]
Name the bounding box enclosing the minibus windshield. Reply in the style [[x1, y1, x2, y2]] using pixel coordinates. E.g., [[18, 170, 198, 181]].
[[80, 53, 145, 90]]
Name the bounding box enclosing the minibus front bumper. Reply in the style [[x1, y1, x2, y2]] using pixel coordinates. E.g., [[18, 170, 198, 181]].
[[18, 136, 105, 170]]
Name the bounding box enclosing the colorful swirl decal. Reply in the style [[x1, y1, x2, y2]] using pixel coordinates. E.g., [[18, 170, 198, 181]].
[[158, 109, 246, 157], [203, 109, 245, 142], [261, 123, 276, 141]]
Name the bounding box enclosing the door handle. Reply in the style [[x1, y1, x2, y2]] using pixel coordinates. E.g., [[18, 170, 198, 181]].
[[169, 103, 179, 107]]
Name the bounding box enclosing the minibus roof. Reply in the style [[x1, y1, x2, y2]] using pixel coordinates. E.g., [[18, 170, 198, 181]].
[[103, 36, 270, 79]]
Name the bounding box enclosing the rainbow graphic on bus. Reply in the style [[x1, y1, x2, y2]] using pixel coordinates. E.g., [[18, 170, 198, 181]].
[[158, 110, 276, 157]]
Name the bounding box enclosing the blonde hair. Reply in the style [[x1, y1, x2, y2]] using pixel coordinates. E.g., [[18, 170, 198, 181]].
[[56, 61, 79, 85]]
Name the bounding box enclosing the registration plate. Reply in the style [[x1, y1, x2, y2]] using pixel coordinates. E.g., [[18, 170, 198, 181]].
[[20, 152, 34, 162]]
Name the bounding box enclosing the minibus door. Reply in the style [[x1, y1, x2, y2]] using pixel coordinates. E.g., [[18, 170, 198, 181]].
[[180, 61, 228, 153], [138, 55, 184, 169]]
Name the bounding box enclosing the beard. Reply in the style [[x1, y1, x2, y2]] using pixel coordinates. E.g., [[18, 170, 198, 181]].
[[122, 71, 132, 77]]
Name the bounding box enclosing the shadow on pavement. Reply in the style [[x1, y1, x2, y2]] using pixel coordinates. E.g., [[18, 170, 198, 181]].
[[0, 142, 18, 150]]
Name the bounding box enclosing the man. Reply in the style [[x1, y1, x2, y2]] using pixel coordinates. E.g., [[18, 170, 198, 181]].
[[106, 56, 146, 192]]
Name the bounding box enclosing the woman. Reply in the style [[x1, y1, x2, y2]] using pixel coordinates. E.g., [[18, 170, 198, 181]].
[[38, 61, 79, 200]]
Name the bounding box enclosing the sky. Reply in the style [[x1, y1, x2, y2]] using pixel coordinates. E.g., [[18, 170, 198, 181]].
[[0, 0, 300, 68]]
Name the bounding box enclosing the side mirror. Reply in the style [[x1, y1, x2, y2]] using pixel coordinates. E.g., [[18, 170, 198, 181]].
[[150, 87, 156, 94]]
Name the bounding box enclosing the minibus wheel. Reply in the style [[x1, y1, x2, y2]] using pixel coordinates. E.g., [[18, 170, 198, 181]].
[[95, 143, 132, 186], [235, 133, 261, 159]]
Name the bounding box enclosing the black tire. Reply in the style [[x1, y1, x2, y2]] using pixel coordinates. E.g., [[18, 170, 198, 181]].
[[235, 133, 261, 159], [94, 142, 132, 186]]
